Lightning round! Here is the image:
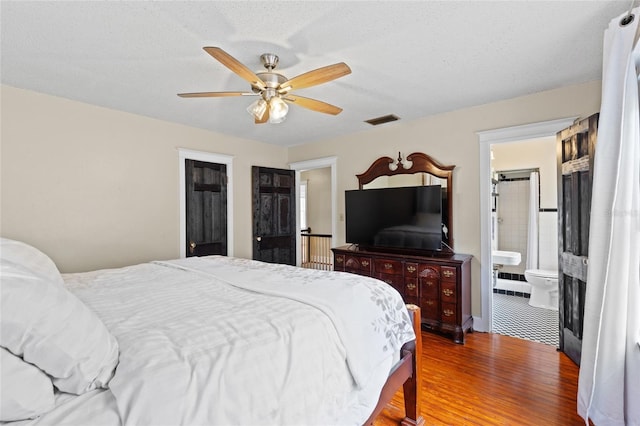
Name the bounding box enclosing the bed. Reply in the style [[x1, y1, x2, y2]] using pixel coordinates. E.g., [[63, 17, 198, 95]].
[[0, 238, 423, 425]]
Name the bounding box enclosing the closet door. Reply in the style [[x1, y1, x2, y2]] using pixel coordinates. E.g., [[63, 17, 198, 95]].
[[185, 160, 228, 257], [556, 113, 598, 366]]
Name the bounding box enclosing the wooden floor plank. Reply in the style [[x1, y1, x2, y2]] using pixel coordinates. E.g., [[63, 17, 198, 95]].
[[374, 331, 584, 426]]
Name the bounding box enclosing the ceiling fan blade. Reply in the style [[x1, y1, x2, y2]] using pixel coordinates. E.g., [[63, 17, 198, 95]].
[[203, 47, 266, 90], [284, 95, 343, 115], [177, 91, 256, 98], [255, 107, 269, 124], [279, 62, 351, 92]]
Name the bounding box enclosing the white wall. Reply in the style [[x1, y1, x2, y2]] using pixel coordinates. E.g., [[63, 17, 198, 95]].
[[495, 179, 529, 274], [1, 85, 288, 272], [288, 81, 601, 317]]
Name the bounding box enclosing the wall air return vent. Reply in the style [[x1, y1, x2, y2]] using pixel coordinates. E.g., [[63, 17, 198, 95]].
[[364, 114, 400, 126]]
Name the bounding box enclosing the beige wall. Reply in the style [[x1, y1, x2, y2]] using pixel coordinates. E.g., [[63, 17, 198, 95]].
[[491, 137, 557, 208], [288, 80, 602, 317], [1, 85, 287, 272], [1, 82, 602, 315]]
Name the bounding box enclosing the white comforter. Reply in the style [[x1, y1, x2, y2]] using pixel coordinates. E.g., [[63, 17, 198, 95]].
[[56, 256, 414, 426]]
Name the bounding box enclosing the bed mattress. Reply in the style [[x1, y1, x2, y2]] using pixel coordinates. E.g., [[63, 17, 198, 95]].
[[4, 256, 414, 426]]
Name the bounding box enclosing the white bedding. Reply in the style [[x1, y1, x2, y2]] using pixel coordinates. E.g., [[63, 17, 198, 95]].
[[9, 256, 414, 426]]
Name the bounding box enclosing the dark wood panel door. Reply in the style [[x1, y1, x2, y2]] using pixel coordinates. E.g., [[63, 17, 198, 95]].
[[556, 113, 598, 365], [185, 160, 227, 257], [252, 166, 296, 265]]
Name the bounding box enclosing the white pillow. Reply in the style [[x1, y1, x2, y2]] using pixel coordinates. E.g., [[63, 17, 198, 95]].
[[0, 347, 55, 421], [0, 258, 119, 395], [0, 238, 63, 287]]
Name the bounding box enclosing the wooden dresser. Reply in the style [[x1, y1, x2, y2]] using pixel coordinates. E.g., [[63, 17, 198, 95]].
[[332, 245, 473, 344]]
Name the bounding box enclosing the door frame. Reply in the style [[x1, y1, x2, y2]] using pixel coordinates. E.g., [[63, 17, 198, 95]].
[[178, 148, 234, 258], [475, 118, 576, 332], [289, 156, 337, 267]]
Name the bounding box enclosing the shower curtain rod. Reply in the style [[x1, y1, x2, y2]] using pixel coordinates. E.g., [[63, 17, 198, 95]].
[[497, 168, 539, 176]]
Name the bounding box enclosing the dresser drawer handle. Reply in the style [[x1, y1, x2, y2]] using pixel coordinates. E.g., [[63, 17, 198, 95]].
[[443, 270, 454, 278], [426, 280, 435, 287], [443, 289, 454, 297], [384, 263, 393, 270], [361, 260, 369, 267], [406, 265, 416, 273], [426, 300, 435, 306], [406, 283, 416, 291], [336, 257, 344, 264], [443, 309, 454, 317]]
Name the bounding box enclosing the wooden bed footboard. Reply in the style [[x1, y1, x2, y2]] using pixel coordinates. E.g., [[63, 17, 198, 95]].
[[363, 304, 424, 426]]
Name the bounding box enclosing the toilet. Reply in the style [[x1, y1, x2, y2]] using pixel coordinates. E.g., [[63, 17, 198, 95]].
[[524, 269, 559, 310]]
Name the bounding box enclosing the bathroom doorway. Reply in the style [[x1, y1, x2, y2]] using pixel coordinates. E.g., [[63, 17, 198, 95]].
[[490, 138, 559, 346]]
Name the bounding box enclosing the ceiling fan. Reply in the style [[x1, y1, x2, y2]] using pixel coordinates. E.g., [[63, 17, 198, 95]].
[[178, 47, 351, 124]]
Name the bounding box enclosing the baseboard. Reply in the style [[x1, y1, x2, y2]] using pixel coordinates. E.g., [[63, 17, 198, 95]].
[[472, 315, 489, 333]]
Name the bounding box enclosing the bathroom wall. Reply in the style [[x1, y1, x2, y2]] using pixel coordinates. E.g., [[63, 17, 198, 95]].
[[495, 178, 530, 275], [491, 137, 558, 276]]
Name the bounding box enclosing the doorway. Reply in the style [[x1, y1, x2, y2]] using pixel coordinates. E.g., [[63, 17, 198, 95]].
[[476, 118, 576, 333], [299, 167, 333, 270], [289, 157, 337, 268], [490, 139, 559, 346]]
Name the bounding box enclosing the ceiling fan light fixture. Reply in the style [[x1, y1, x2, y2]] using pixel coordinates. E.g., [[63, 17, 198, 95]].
[[247, 98, 267, 120], [180, 48, 351, 124], [268, 97, 289, 123]]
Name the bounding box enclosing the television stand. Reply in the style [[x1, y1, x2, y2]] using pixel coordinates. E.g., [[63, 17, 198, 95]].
[[332, 245, 473, 344]]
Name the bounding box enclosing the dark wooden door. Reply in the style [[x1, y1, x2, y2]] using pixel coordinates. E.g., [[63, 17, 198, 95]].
[[556, 113, 598, 365], [185, 160, 227, 257], [252, 166, 296, 265]]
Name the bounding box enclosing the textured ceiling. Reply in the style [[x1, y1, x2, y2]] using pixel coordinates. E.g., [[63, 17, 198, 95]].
[[1, 1, 630, 147]]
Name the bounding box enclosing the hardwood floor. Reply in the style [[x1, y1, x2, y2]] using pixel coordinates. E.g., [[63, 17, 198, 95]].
[[375, 331, 584, 426]]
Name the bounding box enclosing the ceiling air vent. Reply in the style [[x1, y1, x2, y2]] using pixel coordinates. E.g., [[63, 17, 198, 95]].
[[364, 114, 400, 126]]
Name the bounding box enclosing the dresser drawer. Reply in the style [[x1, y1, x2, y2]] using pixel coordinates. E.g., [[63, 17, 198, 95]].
[[441, 303, 457, 324], [376, 273, 404, 294], [404, 262, 419, 278], [441, 266, 457, 282], [441, 281, 457, 303], [419, 264, 440, 276], [374, 259, 403, 275], [418, 264, 439, 296], [420, 278, 438, 298], [345, 256, 372, 274], [404, 277, 419, 297], [334, 254, 346, 270], [421, 297, 439, 320]]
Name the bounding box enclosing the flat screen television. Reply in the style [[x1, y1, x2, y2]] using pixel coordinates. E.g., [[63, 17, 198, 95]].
[[345, 185, 443, 252]]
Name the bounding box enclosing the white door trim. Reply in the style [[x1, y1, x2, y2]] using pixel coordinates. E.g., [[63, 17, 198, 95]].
[[178, 148, 234, 258], [474, 117, 577, 332], [289, 156, 338, 267]]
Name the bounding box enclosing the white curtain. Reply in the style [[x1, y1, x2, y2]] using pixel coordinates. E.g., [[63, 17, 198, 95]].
[[577, 7, 640, 426], [526, 171, 539, 270]]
